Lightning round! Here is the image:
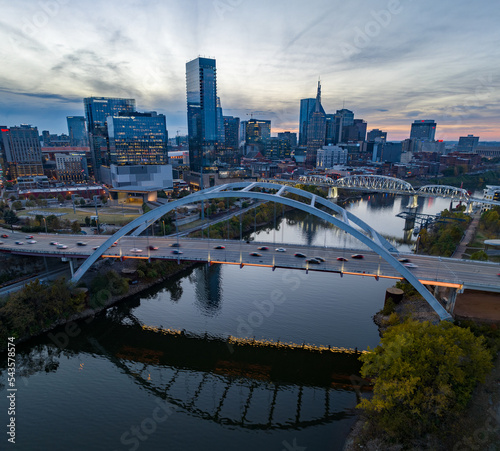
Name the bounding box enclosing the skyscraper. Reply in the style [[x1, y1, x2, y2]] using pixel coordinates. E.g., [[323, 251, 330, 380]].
[[410, 120, 436, 141], [298, 98, 316, 145], [186, 57, 218, 171], [306, 81, 327, 165], [223, 116, 240, 150], [0, 125, 43, 181], [107, 111, 168, 165], [457, 135, 479, 153], [84, 97, 136, 180], [67, 116, 88, 147]]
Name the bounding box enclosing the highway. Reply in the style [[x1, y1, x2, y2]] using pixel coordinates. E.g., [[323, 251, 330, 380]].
[[0, 230, 499, 292]]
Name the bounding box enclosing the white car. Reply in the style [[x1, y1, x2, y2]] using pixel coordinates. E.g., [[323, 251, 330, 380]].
[[275, 248, 287, 252], [56, 244, 68, 249], [404, 262, 419, 268], [27, 240, 37, 244], [130, 248, 143, 253]]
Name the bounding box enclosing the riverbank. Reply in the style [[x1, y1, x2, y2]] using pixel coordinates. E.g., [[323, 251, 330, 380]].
[[0, 257, 197, 352], [343, 292, 500, 451]]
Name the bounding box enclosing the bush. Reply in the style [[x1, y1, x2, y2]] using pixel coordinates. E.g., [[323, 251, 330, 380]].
[[378, 297, 396, 316], [358, 320, 493, 441]]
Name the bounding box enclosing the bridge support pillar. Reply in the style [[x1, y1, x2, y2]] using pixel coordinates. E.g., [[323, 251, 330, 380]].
[[407, 195, 418, 209], [445, 288, 458, 314], [466, 200, 473, 214], [327, 187, 338, 199], [69, 258, 75, 277]]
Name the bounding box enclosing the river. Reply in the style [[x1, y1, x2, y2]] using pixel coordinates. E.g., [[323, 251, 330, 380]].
[[0, 193, 455, 451]]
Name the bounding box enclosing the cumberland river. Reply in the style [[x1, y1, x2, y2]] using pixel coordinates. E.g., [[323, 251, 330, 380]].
[[0, 193, 455, 451]]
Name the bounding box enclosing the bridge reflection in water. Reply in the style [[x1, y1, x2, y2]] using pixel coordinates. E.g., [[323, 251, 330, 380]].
[[53, 310, 369, 431]]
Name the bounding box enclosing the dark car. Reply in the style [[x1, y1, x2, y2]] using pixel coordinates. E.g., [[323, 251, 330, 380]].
[[398, 258, 410, 263], [306, 258, 321, 264], [214, 245, 225, 249], [149, 245, 159, 250], [351, 254, 364, 259], [313, 256, 325, 262], [170, 243, 181, 247], [257, 246, 269, 251], [337, 257, 348, 262], [249, 252, 262, 257], [294, 253, 306, 258], [77, 242, 87, 246], [171, 249, 183, 254]]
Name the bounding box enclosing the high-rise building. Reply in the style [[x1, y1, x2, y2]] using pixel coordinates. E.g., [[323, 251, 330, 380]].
[[84, 97, 136, 180], [410, 120, 436, 141], [367, 129, 387, 142], [186, 57, 218, 171], [0, 125, 44, 181], [306, 81, 327, 165], [264, 137, 291, 160], [55, 152, 88, 184], [216, 97, 225, 145], [316, 145, 347, 168], [277, 131, 297, 148], [298, 98, 317, 145], [107, 111, 168, 165], [223, 116, 240, 150], [245, 119, 271, 151], [325, 114, 337, 145], [67, 116, 88, 147], [457, 135, 480, 153], [335, 108, 354, 143]]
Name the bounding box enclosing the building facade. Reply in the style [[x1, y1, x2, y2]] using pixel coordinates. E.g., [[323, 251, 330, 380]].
[[67, 116, 88, 147], [107, 111, 168, 166], [0, 125, 44, 181], [410, 120, 436, 141], [316, 145, 348, 168], [186, 57, 218, 171]]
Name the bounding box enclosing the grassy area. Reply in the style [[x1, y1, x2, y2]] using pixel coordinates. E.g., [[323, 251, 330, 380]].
[[21, 207, 141, 226]]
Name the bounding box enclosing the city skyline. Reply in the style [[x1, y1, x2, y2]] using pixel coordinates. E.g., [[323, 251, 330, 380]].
[[1, 0, 499, 140]]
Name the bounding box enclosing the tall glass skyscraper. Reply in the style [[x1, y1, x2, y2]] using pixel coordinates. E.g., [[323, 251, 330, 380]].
[[186, 57, 218, 171], [107, 112, 168, 165], [299, 98, 316, 145], [83, 97, 136, 180], [66, 116, 88, 147], [410, 120, 436, 141]]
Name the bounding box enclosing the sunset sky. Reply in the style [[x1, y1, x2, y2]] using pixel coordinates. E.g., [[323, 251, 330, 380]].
[[1, 0, 499, 141]]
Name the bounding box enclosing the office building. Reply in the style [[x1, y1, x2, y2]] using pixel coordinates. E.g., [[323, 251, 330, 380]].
[[245, 119, 271, 152], [277, 131, 297, 148], [335, 108, 354, 143], [223, 116, 240, 150], [67, 116, 88, 147], [264, 137, 291, 160], [410, 120, 436, 141], [298, 98, 317, 145], [55, 152, 88, 184], [316, 145, 347, 168], [107, 111, 168, 166], [0, 125, 44, 181], [186, 57, 218, 171], [306, 81, 327, 165], [367, 129, 387, 142], [84, 97, 136, 180], [458, 135, 480, 153]]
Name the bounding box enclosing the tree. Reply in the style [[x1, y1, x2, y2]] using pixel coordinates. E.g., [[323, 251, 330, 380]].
[[358, 320, 492, 440], [3, 209, 18, 225], [71, 221, 81, 234], [57, 194, 64, 203], [84, 216, 91, 227], [79, 198, 86, 206], [11, 200, 23, 210]]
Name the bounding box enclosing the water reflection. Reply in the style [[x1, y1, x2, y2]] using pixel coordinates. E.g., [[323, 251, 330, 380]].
[[190, 264, 223, 316]]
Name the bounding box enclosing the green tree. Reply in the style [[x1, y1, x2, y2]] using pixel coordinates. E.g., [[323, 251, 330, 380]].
[[358, 320, 493, 440], [79, 198, 86, 206], [3, 209, 18, 225], [71, 220, 81, 234], [470, 250, 488, 261], [11, 200, 23, 210], [57, 194, 64, 203], [84, 216, 91, 227]]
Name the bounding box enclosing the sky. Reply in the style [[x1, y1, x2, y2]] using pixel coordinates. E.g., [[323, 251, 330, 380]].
[[1, 0, 499, 141]]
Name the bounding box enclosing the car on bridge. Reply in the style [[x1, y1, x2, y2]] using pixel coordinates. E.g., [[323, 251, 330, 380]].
[[214, 245, 225, 249], [250, 252, 262, 257], [171, 249, 183, 254], [337, 257, 348, 262], [351, 254, 364, 259], [77, 242, 87, 246], [257, 246, 269, 251], [403, 263, 418, 268], [130, 248, 143, 253], [56, 244, 68, 249], [1, 234, 9, 238], [313, 256, 325, 262], [25, 235, 34, 239], [398, 258, 410, 263], [306, 258, 321, 264], [27, 240, 37, 244], [15, 241, 24, 245], [148, 245, 159, 250], [50, 241, 58, 245], [294, 253, 306, 258], [275, 248, 286, 252]]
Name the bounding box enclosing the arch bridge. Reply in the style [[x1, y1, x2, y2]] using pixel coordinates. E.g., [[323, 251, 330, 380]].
[[71, 182, 452, 321]]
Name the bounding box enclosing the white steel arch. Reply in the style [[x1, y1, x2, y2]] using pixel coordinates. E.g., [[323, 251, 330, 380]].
[[71, 182, 452, 321], [334, 175, 415, 193], [417, 185, 469, 200]]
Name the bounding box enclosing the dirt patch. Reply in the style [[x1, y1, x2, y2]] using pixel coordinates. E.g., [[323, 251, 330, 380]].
[[454, 290, 500, 323]]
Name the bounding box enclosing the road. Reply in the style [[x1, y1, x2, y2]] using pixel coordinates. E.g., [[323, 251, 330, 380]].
[[0, 230, 499, 292]]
